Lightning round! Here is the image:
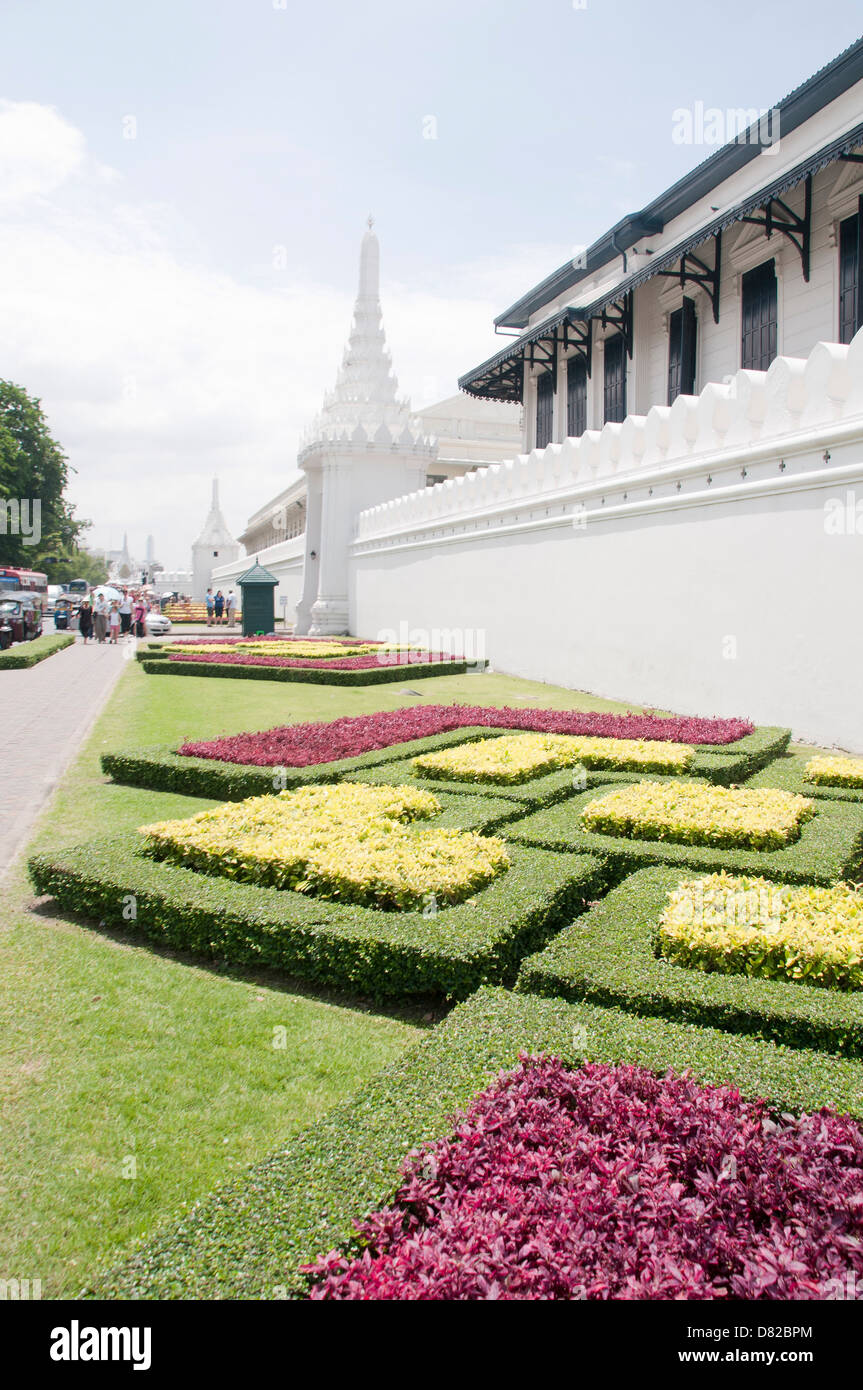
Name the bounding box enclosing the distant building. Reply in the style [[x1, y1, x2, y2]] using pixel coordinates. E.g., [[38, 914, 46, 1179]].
[[191, 479, 240, 600], [213, 223, 521, 628]]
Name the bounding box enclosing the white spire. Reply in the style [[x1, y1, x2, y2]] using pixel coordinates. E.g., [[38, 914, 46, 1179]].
[[299, 220, 433, 458], [193, 476, 237, 547]]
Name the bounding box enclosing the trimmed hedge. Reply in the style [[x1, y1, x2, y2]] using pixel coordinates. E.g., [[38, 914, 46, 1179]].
[[503, 781, 863, 885], [101, 729, 532, 801], [518, 866, 863, 1057], [747, 752, 863, 804], [0, 631, 75, 668], [90, 984, 863, 1300], [101, 723, 790, 802], [27, 805, 605, 1000], [140, 656, 472, 685]]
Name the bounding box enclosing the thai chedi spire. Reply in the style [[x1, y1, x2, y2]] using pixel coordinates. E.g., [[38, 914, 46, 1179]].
[[298, 220, 432, 457]]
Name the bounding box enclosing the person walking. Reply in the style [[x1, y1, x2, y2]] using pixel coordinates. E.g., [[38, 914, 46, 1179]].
[[205, 589, 215, 627], [77, 598, 93, 644], [93, 592, 109, 644], [109, 600, 121, 644], [226, 590, 236, 627], [133, 595, 147, 639], [118, 590, 132, 638], [214, 589, 225, 624]]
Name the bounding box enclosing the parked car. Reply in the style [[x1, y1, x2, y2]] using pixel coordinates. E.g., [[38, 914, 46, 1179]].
[[144, 611, 172, 636]]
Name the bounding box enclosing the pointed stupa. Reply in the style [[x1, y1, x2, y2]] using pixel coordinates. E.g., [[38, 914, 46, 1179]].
[[299, 219, 430, 456], [193, 478, 238, 549]]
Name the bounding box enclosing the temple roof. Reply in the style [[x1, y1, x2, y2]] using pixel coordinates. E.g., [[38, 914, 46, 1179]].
[[192, 478, 238, 548]]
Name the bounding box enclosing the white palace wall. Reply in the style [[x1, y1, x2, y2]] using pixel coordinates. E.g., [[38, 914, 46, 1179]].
[[351, 336, 863, 752]]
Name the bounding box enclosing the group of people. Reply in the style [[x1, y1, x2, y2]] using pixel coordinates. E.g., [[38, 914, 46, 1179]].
[[204, 589, 236, 626], [77, 591, 151, 645]]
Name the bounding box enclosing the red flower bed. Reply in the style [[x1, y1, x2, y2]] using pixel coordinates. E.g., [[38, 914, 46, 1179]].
[[169, 635, 372, 647], [306, 1057, 863, 1301], [178, 705, 754, 766], [166, 650, 456, 671]]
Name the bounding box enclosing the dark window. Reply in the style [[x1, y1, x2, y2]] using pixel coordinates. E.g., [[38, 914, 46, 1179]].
[[839, 203, 862, 345], [667, 296, 698, 404], [603, 334, 626, 424], [535, 371, 554, 449], [741, 260, 777, 371], [566, 357, 588, 437]]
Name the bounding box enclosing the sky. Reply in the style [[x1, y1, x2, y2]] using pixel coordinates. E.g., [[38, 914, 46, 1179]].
[[1, 0, 861, 568]]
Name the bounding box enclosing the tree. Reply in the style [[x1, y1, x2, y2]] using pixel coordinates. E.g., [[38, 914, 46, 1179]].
[[0, 379, 89, 574], [49, 549, 109, 586]]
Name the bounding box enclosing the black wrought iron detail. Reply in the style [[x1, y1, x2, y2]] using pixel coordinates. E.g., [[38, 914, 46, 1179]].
[[599, 290, 633, 359], [656, 230, 722, 323], [739, 176, 812, 281]]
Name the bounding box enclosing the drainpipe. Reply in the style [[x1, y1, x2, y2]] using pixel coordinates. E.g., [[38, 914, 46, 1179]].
[[611, 230, 628, 274]]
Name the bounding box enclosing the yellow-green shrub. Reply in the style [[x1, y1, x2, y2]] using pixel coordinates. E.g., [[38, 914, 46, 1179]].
[[139, 782, 509, 910], [412, 733, 694, 785], [805, 755, 863, 790], [581, 781, 815, 851], [658, 871, 863, 990]]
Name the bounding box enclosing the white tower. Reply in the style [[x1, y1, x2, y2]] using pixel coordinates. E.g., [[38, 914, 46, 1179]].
[[294, 219, 436, 634], [191, 478, 240, 601]]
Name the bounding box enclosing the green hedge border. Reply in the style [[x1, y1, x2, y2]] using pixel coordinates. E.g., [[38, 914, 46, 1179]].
[[747, 752, 863, 804], [28, 803, 605, 1001], [90, 984, 863, 1300], [518, 865, 863, 1056], [140, 656, 472, 685], [0, 631, 75, 669], [101, 728, 543, 801], [100, 724, 790, 803], [502, 782, 863, 885]]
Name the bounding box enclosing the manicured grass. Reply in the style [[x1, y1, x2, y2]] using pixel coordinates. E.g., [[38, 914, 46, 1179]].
[[94, 985, 863, 1300], [517, 866, 863, 1056], [747, 750, 863, 803], [3, 660, 646, 1294]]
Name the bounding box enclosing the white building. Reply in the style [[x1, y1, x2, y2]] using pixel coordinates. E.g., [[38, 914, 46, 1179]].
[[349, 38, 863, 751], [458, 38, 863, 442], [191, 478, 240, 600]]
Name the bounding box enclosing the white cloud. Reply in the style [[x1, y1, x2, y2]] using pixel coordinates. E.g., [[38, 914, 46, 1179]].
[[0, 100, 89, 203], [0, 101, 547, 567]]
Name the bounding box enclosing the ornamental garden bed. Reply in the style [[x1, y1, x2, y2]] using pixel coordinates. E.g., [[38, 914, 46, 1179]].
[[518, 866, 863, 1056], [100, 707, 788, 800], [140, 654, 470, 685], [91, 986, 863, 1300], [0, 631, 75, 669], [28, 788, 604, 1001], [746, 752, 863, 804], [503, 780, 863, 885]]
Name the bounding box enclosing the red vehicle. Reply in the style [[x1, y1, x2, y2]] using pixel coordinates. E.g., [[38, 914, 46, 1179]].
[[0, 567, 47, 647]]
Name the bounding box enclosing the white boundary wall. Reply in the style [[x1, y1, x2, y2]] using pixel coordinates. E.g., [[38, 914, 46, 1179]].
[[351, 337, 863, 751], [212, 533, 305, 623]]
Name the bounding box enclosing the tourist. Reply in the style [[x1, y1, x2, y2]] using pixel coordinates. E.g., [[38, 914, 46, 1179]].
[[109, 601, 121, 645], [226, 590, 236, 626], [214, 589, 225, 624], [205, 588, 215, 627], [118, 590, 133, 638], [133, 595, 147, 639], [77, 597, 93, 645], [93, 591, 109, 644]]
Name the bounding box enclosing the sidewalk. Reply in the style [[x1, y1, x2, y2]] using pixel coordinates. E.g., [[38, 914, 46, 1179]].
[[0, 636, 127, 876]]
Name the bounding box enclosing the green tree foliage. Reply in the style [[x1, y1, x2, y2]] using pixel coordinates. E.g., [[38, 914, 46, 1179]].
[[0, 379, 89, 572]]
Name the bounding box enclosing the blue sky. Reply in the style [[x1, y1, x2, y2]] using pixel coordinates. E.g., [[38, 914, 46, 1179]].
[[1, 0, 861, 564]]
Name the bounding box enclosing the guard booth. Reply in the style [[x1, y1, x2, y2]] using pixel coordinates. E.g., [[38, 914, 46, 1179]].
[[236, 560, 279, 637]]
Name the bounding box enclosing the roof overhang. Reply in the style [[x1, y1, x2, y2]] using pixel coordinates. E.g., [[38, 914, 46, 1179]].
[[459, 118, 863, 402]]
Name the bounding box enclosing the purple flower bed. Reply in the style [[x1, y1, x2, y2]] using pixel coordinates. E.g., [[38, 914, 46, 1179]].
[[306, 1057, 863, 1301], [178, 705, 754, 767], [166, 650, 455, 671]]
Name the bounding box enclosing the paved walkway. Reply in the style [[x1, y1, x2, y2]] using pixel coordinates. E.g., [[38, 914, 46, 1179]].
[[0, 636, 127, 876]]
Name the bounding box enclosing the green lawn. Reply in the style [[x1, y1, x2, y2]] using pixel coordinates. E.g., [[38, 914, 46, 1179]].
[[2, 660, 639, 1295]]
